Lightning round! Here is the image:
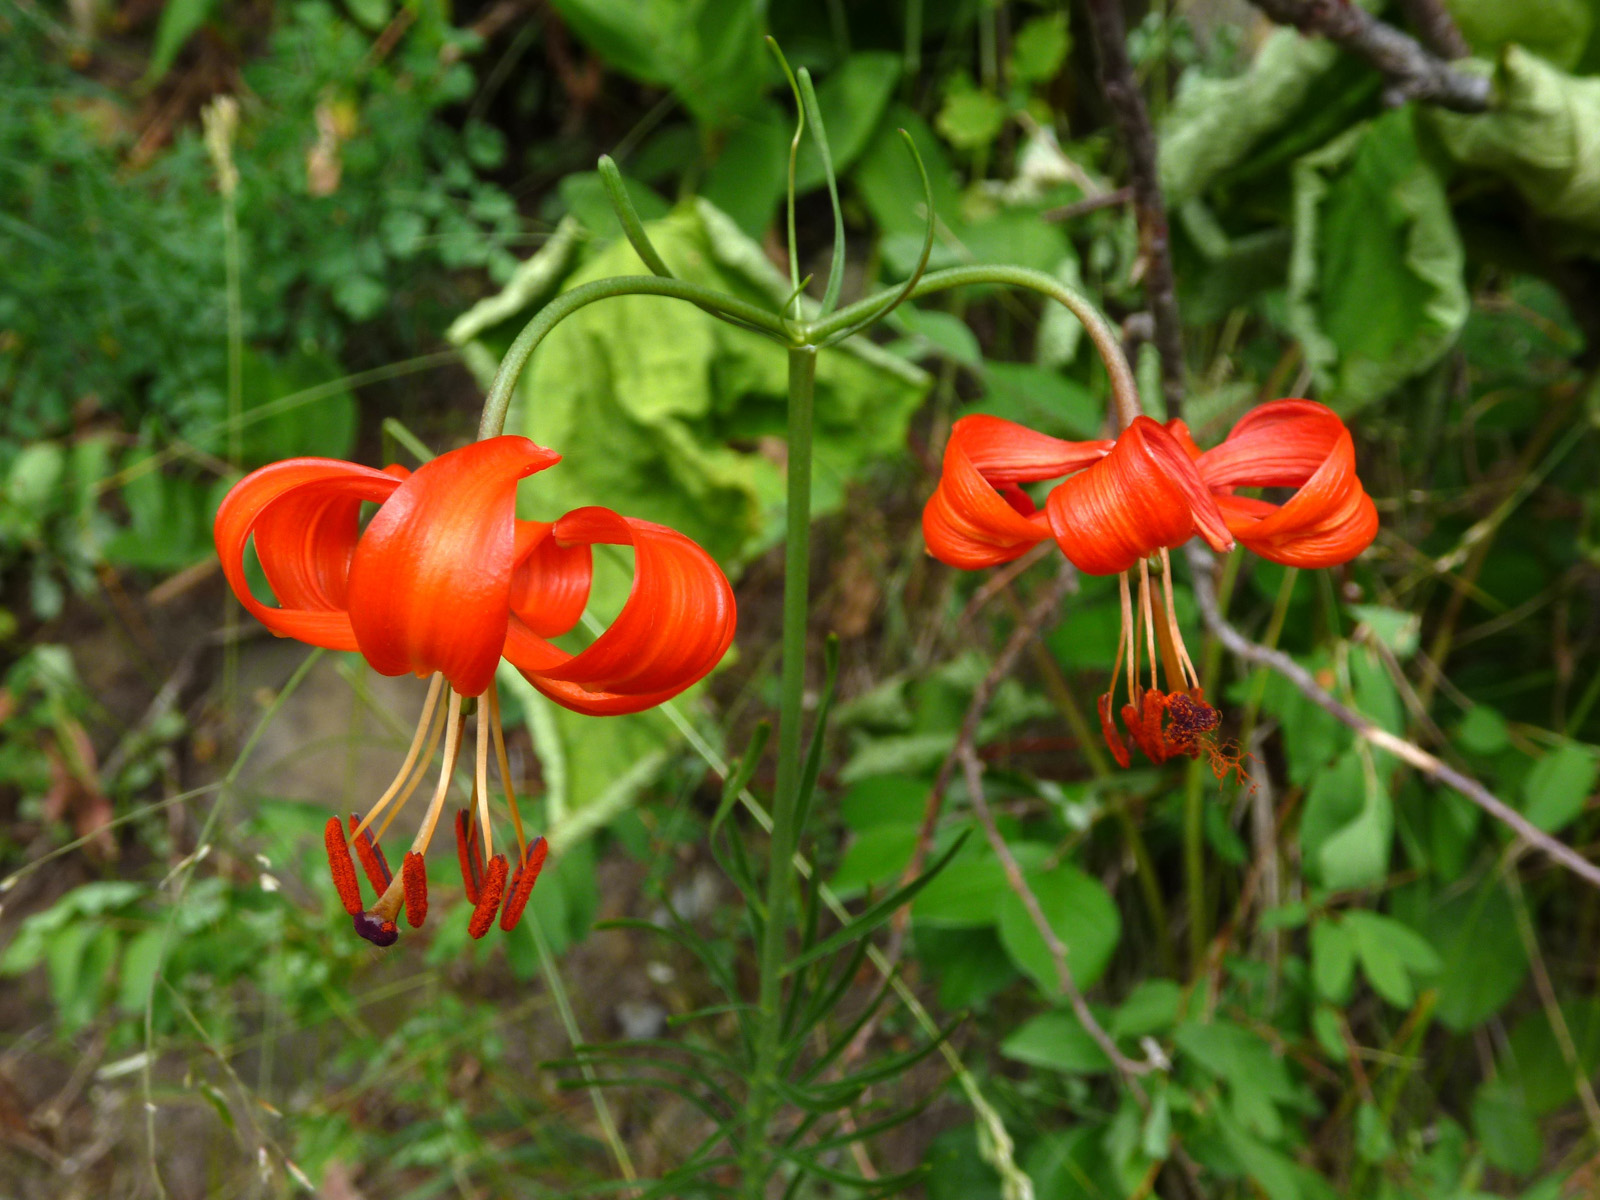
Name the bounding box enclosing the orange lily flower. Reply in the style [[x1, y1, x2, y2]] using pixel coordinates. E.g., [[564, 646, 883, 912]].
[[215, 436, 736, 945], [923, 400, 1375, 769]]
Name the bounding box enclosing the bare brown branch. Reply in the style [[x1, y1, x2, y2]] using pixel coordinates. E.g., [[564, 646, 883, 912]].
[[1082, 0, 1186, 414], [1245, 0, 1490, 111], [1395, 0, 1471, 60]]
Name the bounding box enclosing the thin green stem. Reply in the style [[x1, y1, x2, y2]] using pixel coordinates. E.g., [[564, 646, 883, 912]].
[[744, 346, 817, 1196], [807, 265, 1140, 428], [477, 276, 789, 439]]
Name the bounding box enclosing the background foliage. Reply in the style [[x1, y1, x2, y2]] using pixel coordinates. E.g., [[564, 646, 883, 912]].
[[4, 0, 1600, 1197]]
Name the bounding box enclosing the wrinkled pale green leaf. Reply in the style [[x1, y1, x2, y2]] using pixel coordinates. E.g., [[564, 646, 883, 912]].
[[1432, 48, 1600, 231], [1288, 107, 1468, 412], [1160, 28, 1340, 204]]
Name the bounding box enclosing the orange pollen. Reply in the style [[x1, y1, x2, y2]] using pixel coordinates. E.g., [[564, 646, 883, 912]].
[[468, 854, 509, 939], [402, 852, 429, 928], [348, 813, 393, 892], [500, 837, 549, 932], [324, 817, 363, 916]]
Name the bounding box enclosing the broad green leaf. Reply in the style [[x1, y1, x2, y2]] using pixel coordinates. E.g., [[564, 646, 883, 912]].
[[1506, 997, 1600, 1115], [1312, 1004, 1348, 1061], [549, 0, 768, 128], [1024, 1127, 1119, 1200], [1002, 1009, 1112, 1074], [896, 306, 983, 366], [838, 775, 928, 831], [1436, 48, 1600, 230], [913, 924, 1018, 1010], [117, 928, 167, 1014], [829, 824, 919, 899], [1446, 0, 1591, 71], [913, 840, 1050, 928], [1419, 880, 1529, 1031], [1521, 740, 1597, 834], [231, 350, 358, 468], [996, 863, 1121, 993], [976, 362, 1102, 440], [1355, 1102, 1395, 1164], [702, 101, 790, 237], [1473, 1079, 1543, 1175], [1288, 107, 1468, 412], [1176, 1020, 1298, 1140], [1348, 605, 1421, 659], [924, 1125, 1004, 1200]]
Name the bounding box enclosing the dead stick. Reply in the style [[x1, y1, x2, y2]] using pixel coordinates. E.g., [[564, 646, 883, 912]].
[[1186, 544, 1600, 890]]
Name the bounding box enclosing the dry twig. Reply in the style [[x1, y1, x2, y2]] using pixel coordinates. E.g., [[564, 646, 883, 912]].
[[1082, 0, 1186, 415], [958, 744, 1153, 1086], [1185, 544, 1600, 890], [1244, 0, 1490, 111]]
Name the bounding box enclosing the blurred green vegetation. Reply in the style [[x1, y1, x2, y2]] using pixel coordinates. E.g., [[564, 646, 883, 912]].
[[5, 0, 1600, 1197]]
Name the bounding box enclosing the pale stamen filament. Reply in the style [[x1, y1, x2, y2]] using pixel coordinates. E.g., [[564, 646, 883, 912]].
[[1138, 558, 1159, 693], [487, 682, 527, 860], [372, 692, 448, 843], [1114, 571, 1136, 706], [348, 672, 444, 845], [369, 691, 466, 921], [474, 697, 494, 864], [1159, 548, 1201, 690]]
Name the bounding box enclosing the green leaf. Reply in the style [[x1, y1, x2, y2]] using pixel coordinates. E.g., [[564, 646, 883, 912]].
[[829, 824, 919, 900], [996, 863, 1121, 993], [912, 924, 1018, 1009], [1506, 997, 1600, 1116], [1009, 13, 1070, 87], [548, 0, 768, 128], [1002, 1009, 1112, 1074], [1111, 979, 1183, 1038], [145, 0, 218, 84], [1176, 1020, 1298, 1140], [702, 101, 791, 237], [1312, 1004, 1348, 1062], [1288, 106, 1468, 412], [1420, 880, 1529, 1032], [796, 53, 902, 192], [839, 776, 928, 832], [1473, 1079, 1543, 1175], [1521, 740, 1597, 834], [935, 85, 1007, 153], [1311, 917, 1356, 1003], [117, 928, 167, 1014], [1301, 749, 1392, 889], [1345, 910, 1440, 1009], [1446, 0, 1591, 71], [895, 306, 982, 367], [1458, 705, 1511, 755]]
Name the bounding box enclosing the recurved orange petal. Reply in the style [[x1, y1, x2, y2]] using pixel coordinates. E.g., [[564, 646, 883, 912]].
[[345, 436, 560, 697], [1044, 417, 1233, 576], [1196, 400, 1377, 568], [214, 459, 402, 651], [501, 506, 736, 715]]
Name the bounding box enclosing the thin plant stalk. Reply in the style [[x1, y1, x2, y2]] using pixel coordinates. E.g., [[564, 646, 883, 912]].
[[744, 345, 818, 1195]]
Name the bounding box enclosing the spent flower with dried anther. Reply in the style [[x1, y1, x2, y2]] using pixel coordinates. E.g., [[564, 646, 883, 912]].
[[923, 400, 1376, 769]]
